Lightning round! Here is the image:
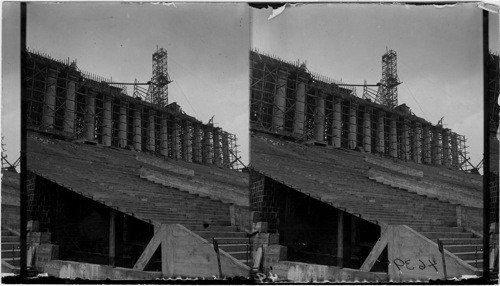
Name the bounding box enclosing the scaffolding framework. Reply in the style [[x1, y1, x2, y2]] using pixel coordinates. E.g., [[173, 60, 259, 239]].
[[151, 48, 171, 108], [377, 49, 400, 108], [25, 49, 241, 170], [250, 50, 469, 170]]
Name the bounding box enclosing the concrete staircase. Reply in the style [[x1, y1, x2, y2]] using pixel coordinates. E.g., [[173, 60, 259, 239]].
[[137, 177, 253, 267], [1, 229, 20, 273], [411, 225, 483, 271]]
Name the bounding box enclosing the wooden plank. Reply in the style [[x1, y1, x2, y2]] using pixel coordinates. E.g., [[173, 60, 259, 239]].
[[109, 209, 116, 266], [133, 225, 165, 270], [337, 210, 344, 267], [360, 225, 390, 272]]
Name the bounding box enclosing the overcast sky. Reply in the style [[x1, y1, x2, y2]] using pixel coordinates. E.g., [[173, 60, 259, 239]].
[[252, 4, 499, 170], [2, 2, 250, 166]]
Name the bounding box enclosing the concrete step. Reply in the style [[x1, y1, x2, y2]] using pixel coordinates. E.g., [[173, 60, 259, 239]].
[[410, 226, 465, 233], [186, 225, 239, 232], [196, 231, 248, 240], [213, 237, 249, 244], [439, 238, 483, 245], [454, 251, 483, 261], [1, 249, 21, 258], [1, 236, 19, 243], [444, 244, 483, 253], [1, 242, 19, 251], [421, 232, 475, 240], [217, 243, 248, 252]]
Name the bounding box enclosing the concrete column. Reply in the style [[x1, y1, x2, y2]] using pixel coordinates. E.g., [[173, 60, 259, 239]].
[[314, 92, 326, 142], [412, 122, 422, 164], [202, 126, 213, 164], [442, 129, 451, 167], [63, 75, 77, 134], [118, 101, 127, 148], [193, 124, 202, 163], [102, 97, 112, 146], [332, 98, 342, 148], [451, 133, 459, 168], [183, 121, 193, 162], [147, 110, 156, 152], [84, 90, 96, 141], [389, 116, 398, 158], [363, 108, 372, 153], [213, 128, 222, 167], [377, 111, 385, 153], [422, 125, 432, 164], [133, 107, 142, 151], [293, 79, 306, 135], [432, 128, 442, 165], [337, 210, 344, 268], [160, 115, 168, 156], [109, 209, 116, 266], [172, 119, 181, 159], [348, 103, 357, 150], [222, 132, 230, 168], [43, 69, 59, 130], [402, 120, 410, 161], [272, 70, 288, 132]]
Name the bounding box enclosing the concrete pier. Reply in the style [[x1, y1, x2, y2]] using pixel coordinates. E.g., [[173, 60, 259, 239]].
[[348, 103, 357, 150], [377, 111, 385, 153], [213, 129, 222, 167], [402, 120, 410, 161], [222, 132, 230, 168], [412, 123, 422, 164], [63, 74, 77, 134], [451, 133, 459, 168], [422, 125, 432, 164], [160, 116, 168, 157], [293, 79, 306, 135], [272, 70, 288, 132], [314, 93, 326, 142], [193, 124, 202, 163], [118, 102, 127, 148], [332, 99, 342, 148], [389, 117, 397, 158], [363, 108, 372, 153], [43, 69, 59, 130], [432, 128, 442, 165], [442, 129, 451, 167], [147, 111, 156, 152], [202, 127, 213, 164], [172, 120, 181, 159], [102, 97, 112, 146], [84, 90, 96, 141], [183, 121, 193, 162], [133, 107, 142, 151]]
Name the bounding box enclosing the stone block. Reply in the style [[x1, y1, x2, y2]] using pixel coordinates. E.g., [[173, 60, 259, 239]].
[[35, 243, 59, 272]]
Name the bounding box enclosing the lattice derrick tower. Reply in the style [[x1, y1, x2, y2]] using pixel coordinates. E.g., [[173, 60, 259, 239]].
[[151, 48, 172, 108], [377, 49, 401, 108]]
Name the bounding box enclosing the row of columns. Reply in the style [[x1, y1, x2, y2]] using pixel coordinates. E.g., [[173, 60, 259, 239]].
[[269, 69, 461, 168], [38, 69, 233, 168]]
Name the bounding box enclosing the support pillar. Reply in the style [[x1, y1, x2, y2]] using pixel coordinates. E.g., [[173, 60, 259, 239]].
[[193, 124, 202, 163], [337, 210, 344, 267], [293, 79, 306, 135], [202, 127, 213, 164], [84, 90, 96, 141], [332, 98, 342, 148], [272, 70, 288, 132], [363, 108, 372, 153], [432, 128, 442, 165], [314, 92, 325, 142], [133, 107, 142, 151], [42, 69, 59, 130], [183, 121, 193, 162], [63, 75, 77, 134], [412, 122, 422, 164], [147, 111, 156, 152], [213, 128, 222, 167], [389, 116, 398, 158], [451, 133, 459, 169], [377, 111, 385, 153], [118, 101, 127, 148], [348, 103, 357, 150], [422, 125, 432, 164], [222, 132, 230, 168], [160, 115, 168, 157], [102, 97, 112, 146], [172, 119, 180, 159], [109, 209, 116, 266], [402, 120, 410, 161], [442, 129, 451, 167]]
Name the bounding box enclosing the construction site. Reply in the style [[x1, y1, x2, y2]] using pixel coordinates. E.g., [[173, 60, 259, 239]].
[[1, 47, 259, 279], [248, 48, 499, 282]]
